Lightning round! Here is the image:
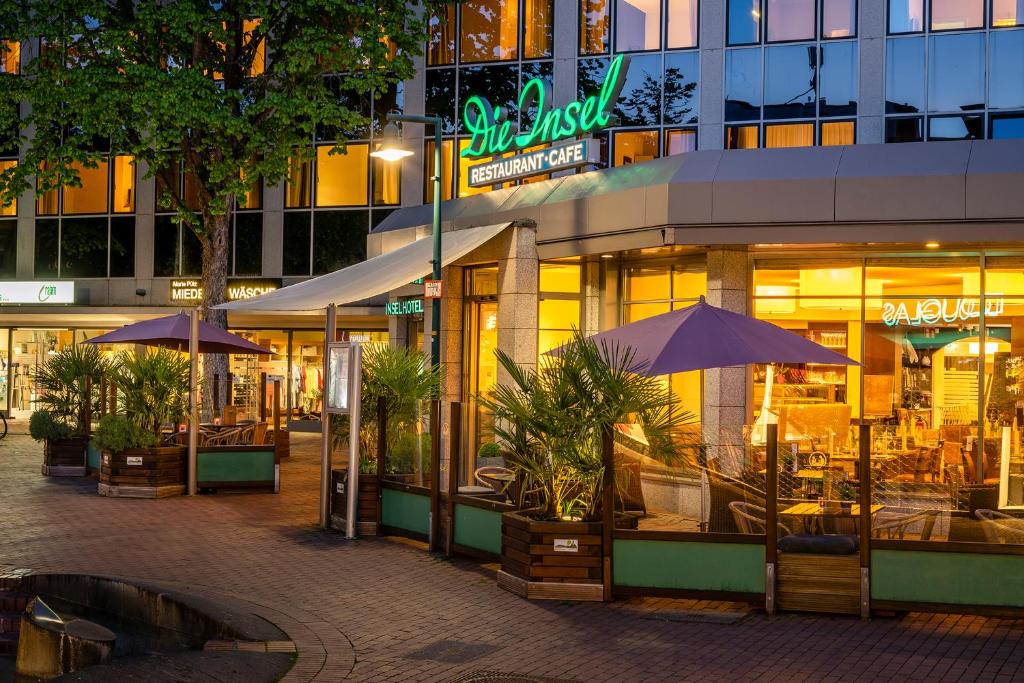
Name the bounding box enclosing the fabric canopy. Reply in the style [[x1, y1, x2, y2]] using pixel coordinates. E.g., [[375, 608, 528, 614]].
[[216, 222, 511, 312], [86, 313, 271, 355]]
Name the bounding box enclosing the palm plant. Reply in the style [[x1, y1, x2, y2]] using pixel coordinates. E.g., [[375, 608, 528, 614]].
[[110, 348, 191, 437], [477, 328, 692, 521], [32, 344, 109, 436]]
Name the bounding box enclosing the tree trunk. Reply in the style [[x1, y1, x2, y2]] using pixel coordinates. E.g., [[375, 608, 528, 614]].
[[200, 210, 231, 422]]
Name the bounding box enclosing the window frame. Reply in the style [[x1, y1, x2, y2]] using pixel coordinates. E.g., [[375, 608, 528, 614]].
[[764, 0, 819, 45], [820, 0, 859, 40]]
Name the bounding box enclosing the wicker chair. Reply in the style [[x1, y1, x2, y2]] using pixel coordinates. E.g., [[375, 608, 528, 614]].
[[872, 509, 939, 541], [975, 509, 1024, 544], [728, 501, 792, 537]]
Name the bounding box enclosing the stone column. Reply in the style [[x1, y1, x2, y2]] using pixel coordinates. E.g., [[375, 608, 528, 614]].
[[437, 263, 464, 491], [858, 0, 887, 144], [496, 225, 539, 387], [702, 246, 750, 473], [583, 259, 601, 336]]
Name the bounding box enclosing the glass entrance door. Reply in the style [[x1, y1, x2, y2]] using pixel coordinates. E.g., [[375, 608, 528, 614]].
[[10, 329, 74, 419], [466, 299, 499, 474]]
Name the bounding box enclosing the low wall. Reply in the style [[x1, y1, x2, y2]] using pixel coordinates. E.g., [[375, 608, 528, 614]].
[[613, 536, 766, 598], [453, 502, 503, 557], [872, 549, 1024, 609], [197, 446, 278, 492], [381, 485, 430, 539]]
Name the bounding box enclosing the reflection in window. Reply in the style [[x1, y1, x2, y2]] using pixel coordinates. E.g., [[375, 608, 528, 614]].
[[152, 216, 178, 277], [930, 0, 983, 31], [521, 61, 554, 123], [728, 0, 761, 45], [424, 139, 454, 202], [63, 160, 109, 215], [889, 0, 925, 33], [427, 5, 456, 65], [764, 44, 816, 120], [524, 0, 553, 58], [929, 115, 984, 140], [312, 210, 368, 275], [765, 122, 814, 148], [885, 37, 925, 114], [663, 51, 699, 124], [617, 0, 661, 52], [821, 120, 855, 145], [580, 0, 610, 54], [60, 217, 108, 278], [665, 128, 697, 155], [282, 212, 311, 276], [886, 116, 924, 142], [767, 0, 815, 43], [726, 124, 760, 148], [232, 212, 262, 276], [372, 157, 400, 206], [1, 40, 19, 74], [928, 34, 984, 113], [109, 217, 134, 277], [460, 0, 518, 63], [0, 160, 15, 216], [613, 130, 659, 166], [458, 64, 520, 129], [286, 156, 312, 208], [315, 143, 368, 207], [613, 54, 662, 126], [990, 30, 1024, 110], [991, 114, 1024, 139], [993, 0, 1024, 27], [425, 68, 457, 135], [667, 0, 699, 48], [820, 42, 857, 117], [725, 47, 762, 121], [822, 0, 856, 38], [34, 219, 59, 277], [0, 220, 13, 277]]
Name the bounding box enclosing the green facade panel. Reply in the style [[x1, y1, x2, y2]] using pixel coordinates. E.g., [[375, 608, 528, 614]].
[[454, 504, 502, 555], [613, 539, 765, 593], [872, 549, 1024, 607], [382, 488, 430, 535], [86, 442, 101, 470], [197, 450, 275, 482]]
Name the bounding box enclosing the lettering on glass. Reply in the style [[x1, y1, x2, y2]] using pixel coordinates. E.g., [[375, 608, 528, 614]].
[[882, 297, 1005, 327]]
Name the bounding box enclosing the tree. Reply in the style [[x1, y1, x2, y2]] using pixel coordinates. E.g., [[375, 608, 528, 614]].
[[0, 0, 440, 408]]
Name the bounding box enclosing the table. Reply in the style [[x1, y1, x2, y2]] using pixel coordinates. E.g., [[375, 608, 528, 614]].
[[782, 502, 885, 535]]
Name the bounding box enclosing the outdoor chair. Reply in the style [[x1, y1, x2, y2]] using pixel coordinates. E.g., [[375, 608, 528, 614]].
[[614, 453, 647, 516], [728, 501, 792, 537], [475, 466, 515, 496], [975, 509, 1023, 544], [872, 509, 939, 541], [203, 424, 254, 446]]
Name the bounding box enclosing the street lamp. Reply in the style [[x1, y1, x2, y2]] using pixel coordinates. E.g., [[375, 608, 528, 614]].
[[370, 113, 443, 369]]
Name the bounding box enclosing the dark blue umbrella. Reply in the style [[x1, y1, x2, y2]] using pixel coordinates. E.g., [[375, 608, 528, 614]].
[[550, 296, 859, 375], [86, 313, 270, 355]]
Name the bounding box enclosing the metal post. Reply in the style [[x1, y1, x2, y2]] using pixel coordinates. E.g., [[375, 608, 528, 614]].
[[976, 254, 987, 484], [83, 376, 92, 436], [345, 343, 363, 539], [446, 401, 462, 555], [273, 380, 281, 441], [765, 423, 779, 616], [376, 397, 386, 532], [431, 122, 442, 369], [187, 309, 200, 496], [98, 377, 107, 418], [259, 371, 268, 421], [601, 425, 615, 602], [212, 373, 220, 415], [859, 423, 872, 619], [429, 399, 441, 551], [319, 304, 337, 528]]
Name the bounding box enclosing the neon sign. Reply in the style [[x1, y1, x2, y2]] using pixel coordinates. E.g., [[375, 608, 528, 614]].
[[461, 54, 630, 160], [883, 297, 1005, 327]]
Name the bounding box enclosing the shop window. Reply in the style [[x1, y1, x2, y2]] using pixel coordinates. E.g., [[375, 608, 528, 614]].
[[62, 160, 109, 215], [930, 0, 983, 31], [765, 122, 814, 148], [371, 157, 400, 206], [665, 128, 697, 155], [0, 160, 15, 216], [764, 44, 817, 120], [991, 114, 1024, 139], [424, 138, 455, 202], [889, 0, 925, 33], [109, 217, 134, 278], [0, 220, 15, 277], [523, 0, 553, 58], [425, 68, 458, 134], [60, 217, 108, 278], [1, 40, 19, 73], [315, 143, 368, 207], [822, 0, 856, 38], [728, 0, 762, 46], [282, 211, 311, 276], [539, 260, 582, 293], [726, 124, 760, 148], [929, 114, 984, 140], [285, 155, 312, 208], [616, 0, 661, 52], [312, 210, 368, 275], [993, 0, 1024, 27], [663, 51, 699, 124], [460, 0, 518, 63], [111, 156, 135, 213], [428, 5, 457, 65], [538, 298, 581, 358], [990, 31, 1024, 110], [885, 37, 925, 114], [725, 47, 762, 121], [928, 34, 985, 114], [667, 0, 699, 49], [820, 41, 857, 117], [232, 212, 262, 276], [34, 219, 59, 277], [820, 120, 855, 145], [613, 130, 659, 166], [580, 0, 610, 55], [767, 0, 815, 43]]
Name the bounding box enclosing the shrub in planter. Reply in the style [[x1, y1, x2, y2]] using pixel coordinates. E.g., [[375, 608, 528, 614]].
[[29, 411, 73, 443], [91, 414, 159, 453]]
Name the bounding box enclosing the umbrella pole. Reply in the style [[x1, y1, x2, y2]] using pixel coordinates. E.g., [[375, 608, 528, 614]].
[[319, 304, 337, 528], [188, 309, 200, 496]]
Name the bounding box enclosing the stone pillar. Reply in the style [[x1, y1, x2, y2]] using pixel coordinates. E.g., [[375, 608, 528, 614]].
[[702, 246, 750, 473], [496, 225, 539, 387], [437, 263, 464, 490], [858, 0, 887, 144], [698, 0, 726, 150], [583, 259, 601, 336]]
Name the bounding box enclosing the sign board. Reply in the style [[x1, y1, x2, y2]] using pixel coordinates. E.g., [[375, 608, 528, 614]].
[[424, 280, 443, 299], [325, 342, 351, 413], [385, 298, 424, 316], [553, 538, 580, 553], [126, 456, 143, 466], [467, 139, 600, 187], [170, 278, 281, 303], [883, 297, 1004, 327], [0, 281, 75, 304]]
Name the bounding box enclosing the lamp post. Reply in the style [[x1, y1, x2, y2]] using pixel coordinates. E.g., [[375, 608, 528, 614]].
[[370, 114, 443, 369]]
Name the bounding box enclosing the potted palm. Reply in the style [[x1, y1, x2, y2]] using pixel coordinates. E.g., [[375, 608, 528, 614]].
[[31, 345, 108, 477], [478, 329, 684, 601], [93, 348, 191, 498]]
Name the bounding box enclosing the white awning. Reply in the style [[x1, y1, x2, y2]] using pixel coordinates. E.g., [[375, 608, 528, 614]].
[[216, 222, 510, 312]]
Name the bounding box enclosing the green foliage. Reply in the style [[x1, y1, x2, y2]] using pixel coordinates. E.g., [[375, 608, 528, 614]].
[[32, 344, 108, 435], [477, 441, 502, 460], [91, 414, 159, 453], [111, 348, 191, 436], [29, 410, 73, 442], [477, 329, 692, 521]]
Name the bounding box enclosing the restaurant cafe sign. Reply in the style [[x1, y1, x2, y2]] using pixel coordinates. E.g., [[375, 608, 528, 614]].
[[461, 54, 630, 187], [883, 297, 1005, 327], [170, 278, 281, 303]]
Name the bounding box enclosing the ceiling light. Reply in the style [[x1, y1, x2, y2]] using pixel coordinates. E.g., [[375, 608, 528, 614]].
[[925, 242, 940, 249]]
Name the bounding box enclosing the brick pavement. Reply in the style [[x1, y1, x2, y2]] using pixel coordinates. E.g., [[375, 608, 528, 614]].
[[3, 433, 1024, 682]]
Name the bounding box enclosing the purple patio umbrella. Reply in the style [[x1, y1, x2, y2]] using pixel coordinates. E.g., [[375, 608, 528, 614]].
[[551, 296, 858, 374], [86, 313, 271, 355]]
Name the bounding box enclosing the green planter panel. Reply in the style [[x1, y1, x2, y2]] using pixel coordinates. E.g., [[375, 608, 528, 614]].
[[86, 441, 102, 470], [872, 549, 1024, 608], [454, 504, 502, 555], [197, 449, 275, 483], [613, 539, 765, 594], [382, 488, 430, 536]]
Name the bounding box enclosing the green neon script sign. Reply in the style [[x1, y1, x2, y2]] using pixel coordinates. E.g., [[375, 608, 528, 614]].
[[461, 54, 630, 160]]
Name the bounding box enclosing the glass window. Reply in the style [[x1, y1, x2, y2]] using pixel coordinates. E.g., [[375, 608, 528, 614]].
[[0, 160, 15, 216], [822, 0, 856, 38], [232, 212, 262, 276], [667, 0, 699, 49], [725, 47, 762, 121], [60, 217, 107, 278], [820, 41, 857, 117], [664, 51, 700, 124], [282, 211, 311, 276], [821, 119, 855, 145], [36, 185, 58, 216], [285, 155, 312, 209], [109, 216, 134, 278], [764, 44, 817, 120], [991, 114, 1024, 139], [665, 128, 697, 154], [523, 0, 553, 58], [726, 124, 760, 148], [0, 220, 16, 277], [889, 0, 925, 33], [181, 226, 202, 276], [372, 157, 400, 206], [540, 261, 582, 293], [767, 0, 815, 43], [34, 219, 59, 278], [614, 54, 662, 126], [63, 160, 109, 214], [886, 116, 924, 142], [930, 0, 983, 31], [581, 0, 610, 54], [315, 143, 368, 207], [424, 139, 454, 202], [520, 61, 554, 124], [928, 33, 984, 113], [929, 114, 984, 140], [728, 0, 762, 45], [312, 210, 368, 275], [458, 64, 520, 131], [111, 156, 135, 213], [765, 121, 814, 147], [885, 37, 925, 114], [993, 0, 1024, 28], [460, 0, 519, 63], [152, 215, 178, 277], [617, 0, 662, 51], [425, 68, 458, 135], [990, 30, 1024, 110], [427, 5, 456, 66], [0, 40, 19, 74], [613, 130, 659, 165]]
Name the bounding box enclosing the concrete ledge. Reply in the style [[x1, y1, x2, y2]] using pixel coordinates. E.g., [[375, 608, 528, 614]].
[[41, 464, 87, 477], [97, 483, 185, 499], [497, 570, 604, 602]]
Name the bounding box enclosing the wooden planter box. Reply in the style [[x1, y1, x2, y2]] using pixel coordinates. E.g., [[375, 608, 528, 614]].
[[497, 511, 604, 602], [269, 429, 290, 459], [330, 470, 379, 536], [42, 437, 89, 477], [97, 446, 187, 498]]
